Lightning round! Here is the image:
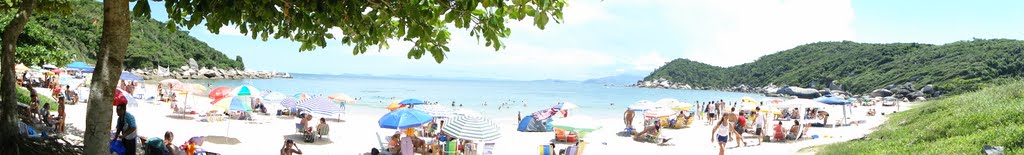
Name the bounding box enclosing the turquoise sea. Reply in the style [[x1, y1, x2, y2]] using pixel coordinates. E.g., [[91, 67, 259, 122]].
[[188, 73, 764, 119]]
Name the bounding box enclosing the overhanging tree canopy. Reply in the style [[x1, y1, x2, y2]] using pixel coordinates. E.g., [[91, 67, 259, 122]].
[[139, 0, 567, 63]]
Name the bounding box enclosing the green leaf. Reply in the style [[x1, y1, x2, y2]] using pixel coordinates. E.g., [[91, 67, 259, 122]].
[[535, 12, 549, 29], [431, 47, 444, 63], [472, 9, 485, 16], [132, 0, 152, 18]]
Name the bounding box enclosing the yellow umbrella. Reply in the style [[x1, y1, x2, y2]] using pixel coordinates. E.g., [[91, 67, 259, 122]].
[[741, 96, 757, 103], [386, 100, 407, 111]]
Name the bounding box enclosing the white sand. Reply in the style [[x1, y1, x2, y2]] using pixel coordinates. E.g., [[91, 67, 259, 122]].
[[46, 83, 915, 155]]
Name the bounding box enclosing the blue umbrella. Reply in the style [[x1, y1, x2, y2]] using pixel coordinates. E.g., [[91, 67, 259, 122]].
[[119, 72, 144, 81], [398, 99, 425, 105], [378, 109, 433, 129], [814, 95, 850, 105]]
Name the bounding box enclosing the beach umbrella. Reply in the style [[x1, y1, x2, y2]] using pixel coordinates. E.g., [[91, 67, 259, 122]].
[[41, 64, 57, 69], [815, 95, 851, 105], [378, 109, 433, 129], [230, 85, 260, 97], [386, 100, 408, 111], [554, 102, 578, 110], [738, 101, 759, 111], [669, 102, 695, 111], [760, 98, 783, 104], [296, 97, 343, 116], [279, 98, 299, 109], [643, 107, 675, 118], [262, 92, 287, 101], [51, 69, 64, 74], [14, 64, 29, 72], [453, 108, 481, 117], [441, 115, 501, 141], [327, 93, 355, 103], [211, 97, 252, 111], [741, 96, 757, 103], [398, 99, 425, 105], [119, 72, 144, 81], [66, 62, 93, 71], [159, 79, 183, 87], [293, 93, 310, 100], [551, 115, 602, 134], [414, 104, 454, 118], [114, 88, 138, 107], [773, 99, 825, 109], [628, 100, 653, 111], [173, 83, 207, 94], [207, 86, 232, 99]]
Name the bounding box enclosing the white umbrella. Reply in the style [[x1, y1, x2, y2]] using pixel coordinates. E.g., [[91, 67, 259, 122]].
[[643, 107, 675, 118], [628, 100, 653, 111], [440, 115, 501, 141], [454, 108, 481, 117], [415, 104, 454, 118], [654, 98, 680, 107]]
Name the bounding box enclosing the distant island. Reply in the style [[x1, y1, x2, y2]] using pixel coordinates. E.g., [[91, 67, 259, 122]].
[[640, 39, 1024, 99]]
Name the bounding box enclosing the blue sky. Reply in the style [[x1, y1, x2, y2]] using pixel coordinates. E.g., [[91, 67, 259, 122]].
[[143, 0, 1024, 81]]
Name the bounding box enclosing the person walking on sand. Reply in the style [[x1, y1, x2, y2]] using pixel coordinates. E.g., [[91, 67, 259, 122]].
[[723, 107, 746, 147], [711, 117, 737, 155], [753, 107, 767, 145]]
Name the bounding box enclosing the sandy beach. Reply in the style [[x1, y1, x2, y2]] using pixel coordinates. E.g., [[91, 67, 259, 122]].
[[41, 83, 914, 155]]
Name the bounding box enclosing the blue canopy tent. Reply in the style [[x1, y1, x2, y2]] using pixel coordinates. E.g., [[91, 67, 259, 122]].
[[66, 62, 94, 72], [814, 95, 852, 125], [119, 72, 144, 81]]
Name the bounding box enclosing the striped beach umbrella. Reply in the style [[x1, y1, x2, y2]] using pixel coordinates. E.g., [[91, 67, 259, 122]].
[[230, 85, 260, 97], [293, 93, 310, 100], [211, 97, 252, 111], [327, 93, 355, 103], [296, 97, 343, 116], [207, 86, 232, 99], [279, 98, 299, 109], [441, 115, 501, 141], [414, 105, 454, 118]]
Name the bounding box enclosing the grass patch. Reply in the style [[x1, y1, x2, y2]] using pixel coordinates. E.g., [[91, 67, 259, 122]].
[[17, 87, 59, 111], [816, 81, 1024, 154]]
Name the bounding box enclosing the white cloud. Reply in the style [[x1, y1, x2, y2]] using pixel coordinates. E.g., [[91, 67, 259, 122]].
[[639, 0, 857, 67], [631, 52, 668, 71]]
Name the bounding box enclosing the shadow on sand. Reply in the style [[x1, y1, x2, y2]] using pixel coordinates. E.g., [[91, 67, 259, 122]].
[[204, 135, 242, 145], [165, 114, 196, 120], [282, 134, 335, 145]]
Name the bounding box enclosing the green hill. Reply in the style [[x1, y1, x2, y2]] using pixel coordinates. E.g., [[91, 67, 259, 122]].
[[814, 81, 1024, 154], [645, 39, 1024, 95], [2, 0, 243, 69]]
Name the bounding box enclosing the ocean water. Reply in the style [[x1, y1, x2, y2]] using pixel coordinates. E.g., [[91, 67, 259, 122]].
[[187, 74, 764, 119]]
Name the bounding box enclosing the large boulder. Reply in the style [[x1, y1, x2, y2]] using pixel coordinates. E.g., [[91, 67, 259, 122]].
[[871, 89, 893, 97], [920, 84, 936, 97], [777, 86, 821, 99], [187, 58, 199, 69]]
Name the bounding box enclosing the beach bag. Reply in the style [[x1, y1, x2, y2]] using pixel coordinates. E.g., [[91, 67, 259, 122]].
[[144, 137, 168, 155], [110, 140, 127, 155]]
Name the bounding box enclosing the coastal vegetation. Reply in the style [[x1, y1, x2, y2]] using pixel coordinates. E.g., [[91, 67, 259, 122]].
[[1, 0, 244, 70], [645, 39, 1024, 95], [816, 81, 1024, 154]]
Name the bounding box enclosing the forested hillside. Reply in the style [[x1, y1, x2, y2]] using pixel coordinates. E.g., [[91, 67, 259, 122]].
[[645, 39, 1024, 95], [2, 0, 243, 69]]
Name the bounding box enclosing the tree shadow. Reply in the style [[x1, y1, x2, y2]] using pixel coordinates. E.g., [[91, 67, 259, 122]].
[[282, 134, 335, 145], [165, 114, 195, 120], [204, 135, 241, 145]]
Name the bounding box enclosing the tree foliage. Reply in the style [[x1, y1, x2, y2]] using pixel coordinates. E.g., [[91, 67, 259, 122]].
[[0, 14, 73, 66], [7, 0, 244, 69], [646, 39, 1024, 95], [148, 0, 567, 63]]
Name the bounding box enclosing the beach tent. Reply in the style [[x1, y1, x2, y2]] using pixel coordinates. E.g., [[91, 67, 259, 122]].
[[119, 72, 144, 81], [814, 95, 851, 105], [66, 61, 94, 72], [517, 115, 553, 132]]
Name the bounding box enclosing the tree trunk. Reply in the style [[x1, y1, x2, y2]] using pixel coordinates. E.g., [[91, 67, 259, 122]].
[[0, 0, 37, 146], [83, 0, 131, 154]]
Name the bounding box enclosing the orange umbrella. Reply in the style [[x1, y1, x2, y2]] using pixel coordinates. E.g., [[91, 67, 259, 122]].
[[386, 100, 407, 111], [208, 86, 232, 100]]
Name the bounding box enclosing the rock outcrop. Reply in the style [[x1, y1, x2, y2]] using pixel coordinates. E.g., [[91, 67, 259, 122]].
[[130, 65, 292, 80]]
